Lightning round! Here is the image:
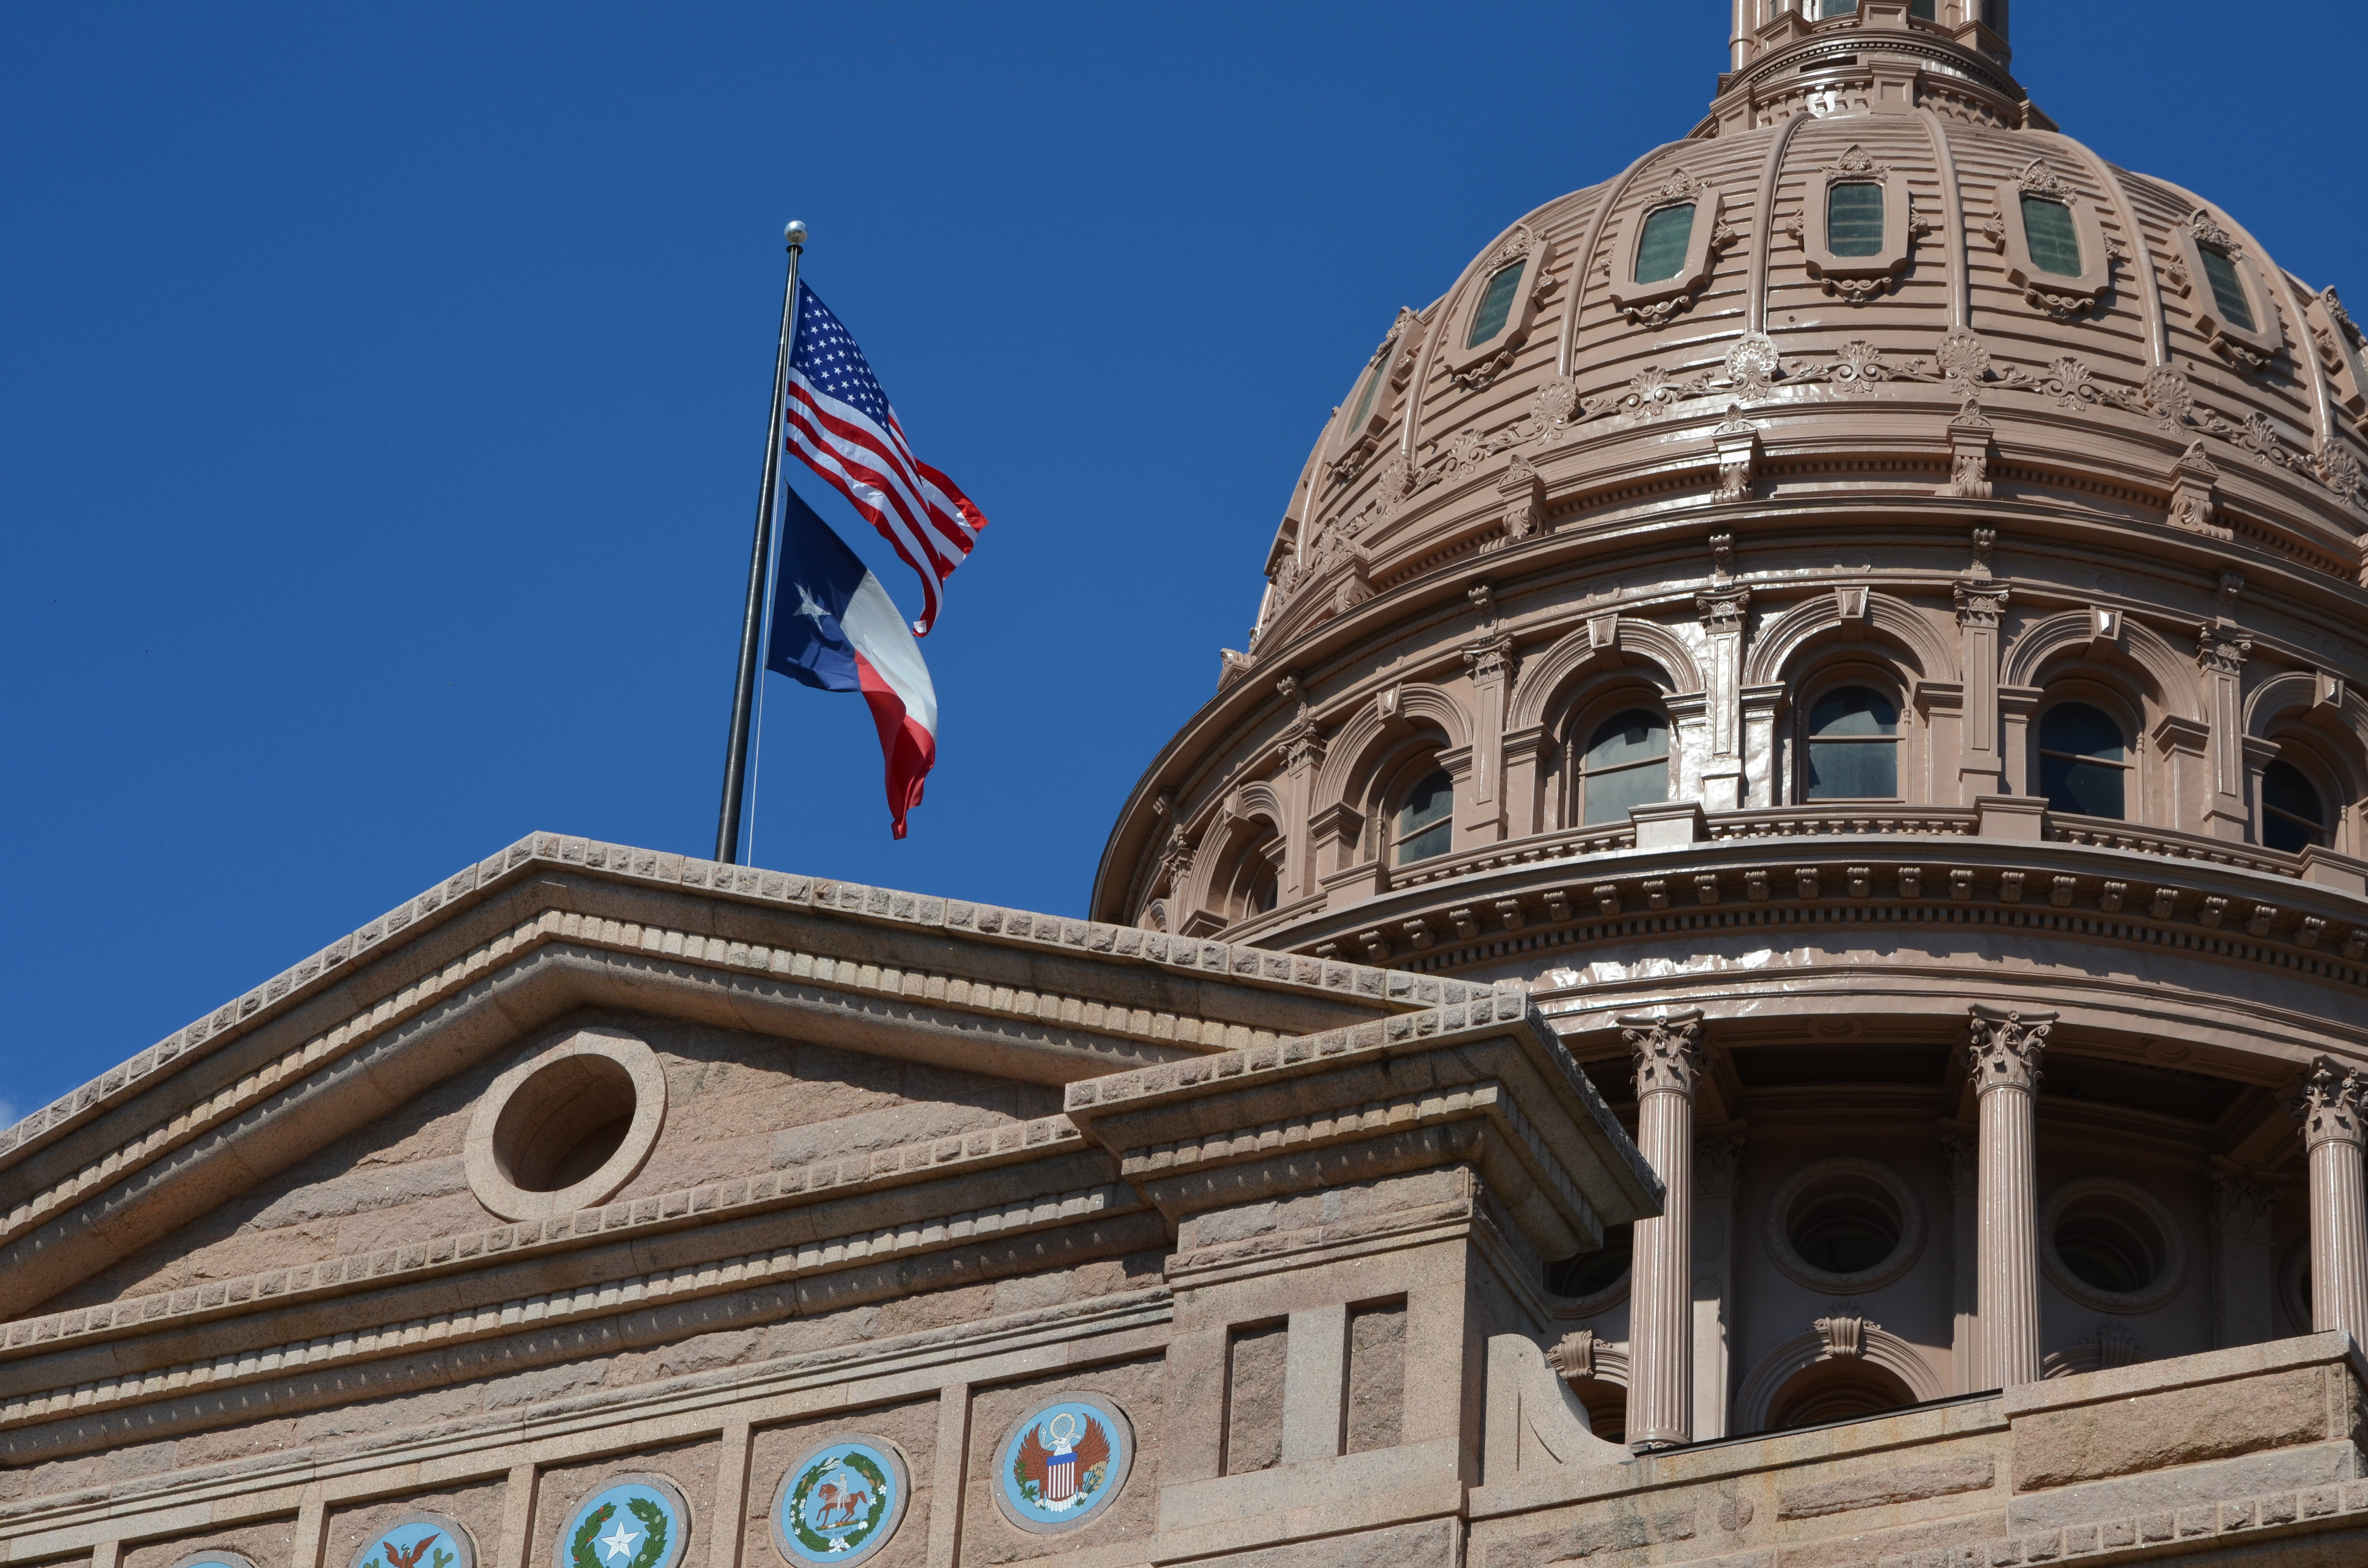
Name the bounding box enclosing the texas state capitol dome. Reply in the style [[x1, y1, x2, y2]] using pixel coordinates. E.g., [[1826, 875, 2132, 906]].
[[1094, 0, 2368, 1445]]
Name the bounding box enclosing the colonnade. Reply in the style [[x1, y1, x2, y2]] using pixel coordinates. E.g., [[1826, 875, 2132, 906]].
[[1608, 1009, 2368, 1450]]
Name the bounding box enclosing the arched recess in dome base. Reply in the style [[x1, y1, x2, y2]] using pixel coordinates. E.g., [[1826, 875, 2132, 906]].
[[2001, 612, 2202, 724], [1742, 591, 1957, 688], [1733, 1323, 1944, 1436], [2244, 671, 2368, 812], [1176, 781, 1287, 919], [1311, 681, 1475, 819], [1506, 619, 1706, 734]]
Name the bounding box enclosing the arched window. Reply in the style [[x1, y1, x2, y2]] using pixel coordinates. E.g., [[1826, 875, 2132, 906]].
[[1222, 830, 1281, 918], [1393, 768, 1455, 864], [2262, 759, 2331, 852], [1767, 1359, 1917, 1431], [1466, 261, 1525, 348], [1803, 686, 1899, 801], [1578, 709, 1671, 825], [1633, 204, 1696, 284], [2037, 702, 2130, 819]]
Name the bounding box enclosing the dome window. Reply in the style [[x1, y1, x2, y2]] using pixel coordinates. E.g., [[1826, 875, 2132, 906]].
[[2261, 759, 2330, 853], [1393, 767, 1455, 865], [1578, 709, 1671, 825], [1802, 686, 1899, 801], [2198, 246, 2257, 333], [2169, 209, 2285, 368], [2039, 1177, 2186, 1314], [1444, 224, 1554, 384], [1804, 147, 1912, 301], [2036, 702, 2129, 820], [1825, 182, 1884, 257], [2305, 288, 2368, 426], [2018, 195, 2083, 278], [1991, 162, 2112, 318], [1633, 204, 1696, 285], [1467, 261, 1526, 348]]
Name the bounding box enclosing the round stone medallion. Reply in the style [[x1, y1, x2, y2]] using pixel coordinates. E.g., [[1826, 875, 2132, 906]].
[[989, 1392, 1134, 1534], [769, 1434, 910, 1567], [349, 1515, 477, 1568], [555, 1475, 691, 1568]]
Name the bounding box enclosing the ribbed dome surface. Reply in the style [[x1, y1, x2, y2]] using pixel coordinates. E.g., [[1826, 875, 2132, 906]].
[[1250, 14, 2364, 658]]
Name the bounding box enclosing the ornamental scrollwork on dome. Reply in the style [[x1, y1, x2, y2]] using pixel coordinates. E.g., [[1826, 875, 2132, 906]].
[[2016, 157, 2073, 200]]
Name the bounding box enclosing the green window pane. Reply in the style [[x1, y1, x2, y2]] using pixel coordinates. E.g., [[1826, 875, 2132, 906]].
[[1822, 0, 1857, 13], [1466, 262, 1524, 348], [1634, 203, 1697, 284], [1804, 741, 1897, 800], [1910, 0, 1935, 17], [1345, 357, 1384, 433], [2039, 755, 2126, 819], [2199, 246, 2257, 332], [1583, 710, 1670, 770], [1807, 686, 1898, 738], [2020, 195, 2083, 278], [1395, 767, 1454, 864], [1826, 181, 1885, 257], [2038, 703, 2123, 763]]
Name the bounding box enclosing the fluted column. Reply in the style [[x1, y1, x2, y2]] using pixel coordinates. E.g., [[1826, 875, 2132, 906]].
[[2293, 1057, 2368, 1345], [1968, 1004, 2053, 1389], [1623, 1009, 1706, 1450]]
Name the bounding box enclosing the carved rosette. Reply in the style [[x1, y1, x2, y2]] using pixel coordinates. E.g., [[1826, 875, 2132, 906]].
[[2291, 1056, 2368, 1150], [1967, 1003, 2052, 1094], [1623, 1009, 1708, 1099]]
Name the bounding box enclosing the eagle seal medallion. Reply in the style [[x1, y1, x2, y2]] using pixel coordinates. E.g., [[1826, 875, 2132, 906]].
[[769, 1435, 910, 1568], [555, 1475, 691, 1568], [347, 1515, 477, 1568], [989, 1392, 1135, 1534]]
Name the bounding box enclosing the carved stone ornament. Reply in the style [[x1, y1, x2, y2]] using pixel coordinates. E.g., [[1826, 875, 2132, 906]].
[[1623, 1008, 1707, 1098], [1712, 404, 1759, 502], [2290, 1056, 2368, 1150], [1966, 1002, 2052, 1094], [2197, 624, 2252, 678], [1814, 1314, 1872, 1358], [1548, 1329, 1599, 1381], [1492, 453, 1545, 550], [2167, 441, 2228, 539]]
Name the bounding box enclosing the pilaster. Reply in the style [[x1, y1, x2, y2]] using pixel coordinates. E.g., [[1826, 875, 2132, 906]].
[[2199, 622, 2254, 842], [1696, 578, 1752, 812], [1953, 580, 2010, 802], [1942, 1125, 1981, 1392], [2206, 1168, 2277, 1349], [1692, 1125, 1745, 1440], [1462, 632, 1518, 838]]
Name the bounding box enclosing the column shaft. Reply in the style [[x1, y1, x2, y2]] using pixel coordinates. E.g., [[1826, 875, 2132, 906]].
[[1967, 1004, 2052, 1390], [2295, 1057, 2368, 1345], [1622, 1010, 1706, 1450]]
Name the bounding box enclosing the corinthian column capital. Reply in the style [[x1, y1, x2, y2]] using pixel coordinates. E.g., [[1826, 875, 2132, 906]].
[[1623, 1009, 1708, 1098], [2291, 1056, 2368, 1150], [1966, 1003, 2054, 1094]]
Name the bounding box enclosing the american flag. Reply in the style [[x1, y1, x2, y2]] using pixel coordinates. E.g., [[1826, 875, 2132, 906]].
[[784, 282, 987, 636]]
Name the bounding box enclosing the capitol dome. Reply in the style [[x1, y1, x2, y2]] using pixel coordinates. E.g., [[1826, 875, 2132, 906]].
[[1093, 0, 2368, 1446]]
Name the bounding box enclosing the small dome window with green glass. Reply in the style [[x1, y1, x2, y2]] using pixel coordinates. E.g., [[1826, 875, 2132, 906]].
[[1803, 686, 1899, 801], [1825, 182, 1885, 258], [1466, 261, 1526, 348], [1393, 767, 1455, 864], [1342, 351, 1388, 436], [2037, 702, 2129, 820], [2019, 195, 2083, 278], [2198, 245, 2257, 333], [1578, 709, 1671, 825], [1633, 204, 1696, 285]]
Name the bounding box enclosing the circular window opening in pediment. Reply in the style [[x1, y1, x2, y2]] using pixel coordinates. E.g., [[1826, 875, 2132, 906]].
[[1546, 1222, 1633, 1306], [466, 1027, 668, 1222], [1767, 1158, 1924, 1292], [2038, 1176, 2185, 1314], [495, 1052, 637, 1192]]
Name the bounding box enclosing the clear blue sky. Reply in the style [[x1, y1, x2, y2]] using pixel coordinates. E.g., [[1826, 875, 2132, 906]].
[[4, 2, 2363, 1122]]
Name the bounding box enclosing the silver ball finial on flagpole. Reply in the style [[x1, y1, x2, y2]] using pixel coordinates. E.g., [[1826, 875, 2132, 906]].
[[785, 220, 808, 249]]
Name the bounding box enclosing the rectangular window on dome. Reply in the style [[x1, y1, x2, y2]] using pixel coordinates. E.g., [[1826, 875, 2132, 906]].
[[2200, 246, 2257, 332], [1821, 0, 1857, 13], [1346, 357, 1385, 432], [1466, 261, 1525, 348], [1634, 203, 1696, 284], [1826, 182, 1885, 257], [2020, 195, 2083, 278]]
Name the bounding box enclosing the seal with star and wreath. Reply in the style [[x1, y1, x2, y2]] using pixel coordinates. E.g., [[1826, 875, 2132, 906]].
[[768, 1433, 909, 1568], [555, 1474, 690, 1568]]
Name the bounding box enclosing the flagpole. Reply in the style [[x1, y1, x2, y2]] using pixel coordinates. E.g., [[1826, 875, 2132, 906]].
[[715, 220, 807, 865]]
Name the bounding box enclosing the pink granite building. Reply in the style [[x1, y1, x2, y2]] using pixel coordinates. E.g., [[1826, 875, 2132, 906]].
[[10, 5, 2368, 1567]]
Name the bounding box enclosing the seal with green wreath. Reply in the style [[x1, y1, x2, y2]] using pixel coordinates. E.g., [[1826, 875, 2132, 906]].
[[768, 1434, 909, 1568], [555, 1475, 690, 1568]]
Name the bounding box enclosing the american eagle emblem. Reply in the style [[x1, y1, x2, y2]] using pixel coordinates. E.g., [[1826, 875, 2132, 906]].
[[1012, 1410, 1111, 1510]]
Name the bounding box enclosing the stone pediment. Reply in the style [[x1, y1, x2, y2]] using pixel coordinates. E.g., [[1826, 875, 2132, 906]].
[[0, 833, 1635, 1472]]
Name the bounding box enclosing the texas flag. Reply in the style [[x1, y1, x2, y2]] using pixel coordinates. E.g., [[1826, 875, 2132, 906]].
[[765, 483, 939, 837]]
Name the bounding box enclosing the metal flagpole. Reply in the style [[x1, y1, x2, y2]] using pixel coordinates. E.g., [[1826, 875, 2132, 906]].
[[715, 220, 808, 865]]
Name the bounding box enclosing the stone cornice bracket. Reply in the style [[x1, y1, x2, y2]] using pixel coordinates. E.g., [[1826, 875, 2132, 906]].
[[1623, 1008, 1708, 1099], [1968, 525, 1997, 581], [2289, 1056, 2368, 1150], [1279, 712, 1326, 773], [1712, 406, 1760, 503], [1494, 454, 1545, 549], [1710, 530, 1736, 584], [1966, 1002, 2054, 1094], [1468, 579, 1496, 623], [1940, 396, 1995, 499], [2215, 569, 2245, 624], [2168, 442, 2229, 539]]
